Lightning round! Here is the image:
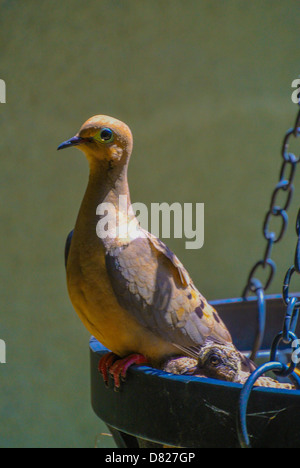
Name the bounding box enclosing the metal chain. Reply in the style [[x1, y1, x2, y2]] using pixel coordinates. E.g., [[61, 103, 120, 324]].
[[270, 208, 300, 364], [237, 209, 300, 449], [241, 101, 300, 361], [243, 104, 300, 298], [237, 98, 300, 449], [248, 279, 266, 362]]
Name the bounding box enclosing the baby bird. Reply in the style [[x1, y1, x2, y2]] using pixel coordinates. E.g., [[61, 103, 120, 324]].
[[59, 115, 232, 388], [163, 339, 295, 389]]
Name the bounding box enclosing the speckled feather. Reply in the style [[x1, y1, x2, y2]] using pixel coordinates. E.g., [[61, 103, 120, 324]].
[[105, 228, 232, 355]]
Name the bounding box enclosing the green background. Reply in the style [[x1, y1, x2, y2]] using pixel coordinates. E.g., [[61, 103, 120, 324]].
[[0, 0, 299, 448]]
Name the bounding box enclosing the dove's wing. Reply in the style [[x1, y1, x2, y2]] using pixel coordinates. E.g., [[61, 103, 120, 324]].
[[105, 230, 232, 356]]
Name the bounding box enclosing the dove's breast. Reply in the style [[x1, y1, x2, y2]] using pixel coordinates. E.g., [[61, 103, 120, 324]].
[[66, 224, 178, 362]]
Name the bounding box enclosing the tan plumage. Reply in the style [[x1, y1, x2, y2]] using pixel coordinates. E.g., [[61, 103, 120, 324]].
[[59, 115, 232, 372]]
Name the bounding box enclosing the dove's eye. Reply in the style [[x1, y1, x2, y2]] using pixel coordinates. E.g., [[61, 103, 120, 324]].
[[99, 128, 114, 143], [208, 355, 221, 366]]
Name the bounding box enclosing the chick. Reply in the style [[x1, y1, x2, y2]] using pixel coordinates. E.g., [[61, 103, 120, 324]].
[[162, 339, 295, 389]]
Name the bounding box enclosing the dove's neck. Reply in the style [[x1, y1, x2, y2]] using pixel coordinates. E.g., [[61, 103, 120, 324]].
[[84, 158, 134, 215], [76, 159, 138, 248]]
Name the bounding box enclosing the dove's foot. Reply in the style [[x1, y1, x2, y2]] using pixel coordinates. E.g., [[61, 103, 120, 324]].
[[110, 353, 149, 390], [98, 352, 119, 386], [98, 352, 149, 389], [98, 353, 149, 390]]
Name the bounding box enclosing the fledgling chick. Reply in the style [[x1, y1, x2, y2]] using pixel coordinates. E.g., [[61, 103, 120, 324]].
[[58, 115, 232, 388], [162, 339, 295, 389]]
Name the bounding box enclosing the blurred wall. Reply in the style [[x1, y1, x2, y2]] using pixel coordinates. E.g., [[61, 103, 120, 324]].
[[0, 0, 299, 447]]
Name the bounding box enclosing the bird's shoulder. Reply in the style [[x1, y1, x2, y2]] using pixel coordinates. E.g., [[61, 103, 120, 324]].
[[105, 229, 232, 350]]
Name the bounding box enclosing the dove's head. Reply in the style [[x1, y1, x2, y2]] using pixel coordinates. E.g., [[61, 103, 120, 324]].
[[197, 340, 242, 382], [57, 115, 133, 166]]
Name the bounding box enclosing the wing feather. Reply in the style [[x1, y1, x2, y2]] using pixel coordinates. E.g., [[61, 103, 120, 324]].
[[105, 232, 232, 353]]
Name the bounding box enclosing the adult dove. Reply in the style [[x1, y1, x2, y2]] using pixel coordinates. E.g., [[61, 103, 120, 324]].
[[58, 115, 232, 388]]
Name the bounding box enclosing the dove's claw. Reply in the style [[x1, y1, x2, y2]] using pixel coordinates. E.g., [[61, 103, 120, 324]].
[[109, 354, 149, 389], [98, 352, 119, 386]]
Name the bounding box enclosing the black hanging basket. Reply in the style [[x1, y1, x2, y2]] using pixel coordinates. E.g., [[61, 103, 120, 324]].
[[90, 294, 300, 449]]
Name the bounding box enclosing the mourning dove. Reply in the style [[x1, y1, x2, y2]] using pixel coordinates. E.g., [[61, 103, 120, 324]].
[[163, 339, 295, 390], [58, 115, 232, 388]]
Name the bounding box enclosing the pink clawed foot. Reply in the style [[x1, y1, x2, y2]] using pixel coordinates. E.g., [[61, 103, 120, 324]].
[[109, 353, 149, 390], [98, 352, 119, 386], [98, 352, 149, 389]]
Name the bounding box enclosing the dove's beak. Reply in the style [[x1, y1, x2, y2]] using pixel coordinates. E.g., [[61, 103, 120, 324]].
[[57, 135, 84, 151]]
